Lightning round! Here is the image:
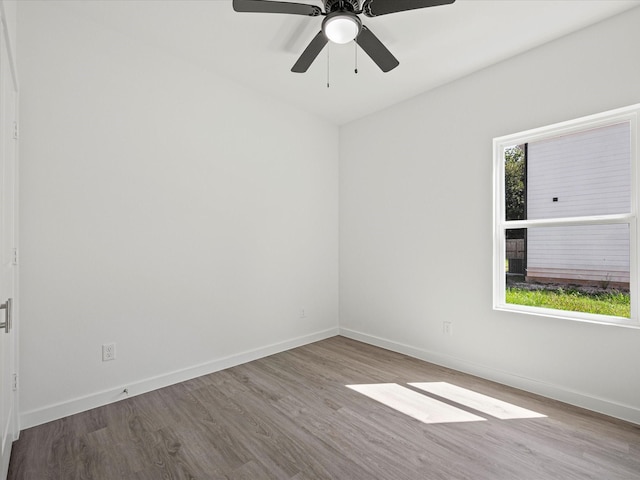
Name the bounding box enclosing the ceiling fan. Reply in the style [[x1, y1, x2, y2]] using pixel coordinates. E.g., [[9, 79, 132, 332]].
[[233, 0, 456, 73]]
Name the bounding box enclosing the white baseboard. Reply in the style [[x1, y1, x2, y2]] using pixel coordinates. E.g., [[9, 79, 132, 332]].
[[0, 430, 11, 480], [20, 327, 339, 430], [339, 327, 640, 425], [22, 326, 640, 430]]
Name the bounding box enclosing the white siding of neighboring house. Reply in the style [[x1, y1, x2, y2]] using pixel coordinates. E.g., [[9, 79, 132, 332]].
[[526, 122, 631, 286]]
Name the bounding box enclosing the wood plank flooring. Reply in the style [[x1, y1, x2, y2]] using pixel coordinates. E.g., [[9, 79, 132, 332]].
[[8, 336, 640, 479]]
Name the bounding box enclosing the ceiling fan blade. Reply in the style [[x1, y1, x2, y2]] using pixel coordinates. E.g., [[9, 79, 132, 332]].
[[233, 0, 322, 16], [356, 26, 399, 72], [291, 31, 328, 73], [362, 0, 455, 17]]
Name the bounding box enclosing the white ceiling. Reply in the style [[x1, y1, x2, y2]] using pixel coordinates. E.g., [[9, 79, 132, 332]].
[[57, 0, 640, 125]]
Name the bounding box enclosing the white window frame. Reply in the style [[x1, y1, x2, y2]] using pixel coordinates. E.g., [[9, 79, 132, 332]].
[[493, 104, 640, 328]]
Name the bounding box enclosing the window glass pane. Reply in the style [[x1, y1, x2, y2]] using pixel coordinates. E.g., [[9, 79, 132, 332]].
[[504, 145, 526, 221], [526, 122, 631, 220], [505, 224, 630, 318]]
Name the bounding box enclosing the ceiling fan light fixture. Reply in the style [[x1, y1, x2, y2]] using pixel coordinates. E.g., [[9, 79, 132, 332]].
[[323, 13, 361, 44]]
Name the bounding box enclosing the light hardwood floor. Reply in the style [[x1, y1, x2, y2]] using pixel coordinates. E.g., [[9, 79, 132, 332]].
[[8, 336, 640, 479]]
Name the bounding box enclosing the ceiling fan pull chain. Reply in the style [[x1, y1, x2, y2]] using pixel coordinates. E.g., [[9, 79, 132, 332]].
[[327, 42, 330, 88], [354, 40, 358, 74]]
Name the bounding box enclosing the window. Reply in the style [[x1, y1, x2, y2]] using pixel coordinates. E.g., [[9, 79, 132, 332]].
[[493, 104, 639, 327]]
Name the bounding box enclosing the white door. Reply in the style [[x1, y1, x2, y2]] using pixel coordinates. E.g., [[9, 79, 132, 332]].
[[0, 16, 18, 478]]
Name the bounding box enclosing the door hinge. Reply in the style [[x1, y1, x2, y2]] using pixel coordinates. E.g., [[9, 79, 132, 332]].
[[12, 121, 18, 140], [12, 374, 17, 392]]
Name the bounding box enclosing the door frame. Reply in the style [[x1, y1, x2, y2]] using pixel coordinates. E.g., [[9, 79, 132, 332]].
[[0, 1, 19, 477]]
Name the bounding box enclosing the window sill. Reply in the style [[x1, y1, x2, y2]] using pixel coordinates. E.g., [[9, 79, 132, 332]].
[[494, 303, 640, 329]]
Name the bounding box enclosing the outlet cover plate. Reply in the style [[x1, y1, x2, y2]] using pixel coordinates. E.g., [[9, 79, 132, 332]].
[[102, 343, 116, 361]]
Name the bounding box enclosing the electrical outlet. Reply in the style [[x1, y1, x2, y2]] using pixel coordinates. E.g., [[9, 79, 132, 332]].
[[299, 308, 307, 319], [443, 321, 453, 335], [102, 343, 116, 361]]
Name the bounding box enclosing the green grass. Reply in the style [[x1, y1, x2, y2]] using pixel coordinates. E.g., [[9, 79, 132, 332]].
[[506, 287, 630, 318]]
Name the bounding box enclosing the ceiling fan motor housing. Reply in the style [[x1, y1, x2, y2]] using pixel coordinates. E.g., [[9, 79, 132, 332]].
[[324, 0, 360, 13]]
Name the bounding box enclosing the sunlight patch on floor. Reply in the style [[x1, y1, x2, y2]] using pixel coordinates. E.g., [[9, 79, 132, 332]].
[[346, 383, 486, 424], [346, 382, 547, 425], [409, 382, 546, 420]]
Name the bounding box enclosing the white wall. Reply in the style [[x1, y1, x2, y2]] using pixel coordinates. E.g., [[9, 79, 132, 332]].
[[1, 0, 16, 58], [18, 1, 338, 427], [340, 7, 640, 423]]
